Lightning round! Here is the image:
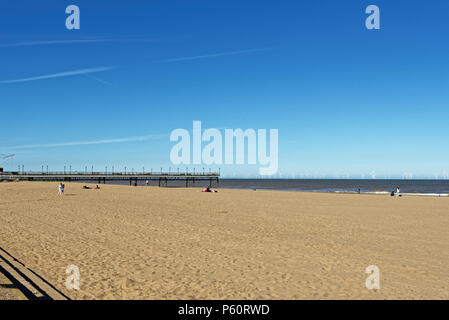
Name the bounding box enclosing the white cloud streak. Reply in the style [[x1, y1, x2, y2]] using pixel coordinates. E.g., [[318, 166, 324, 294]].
[[151, 48, 271, 64], [0, 39, 114, 48], [84, 74, 114, 86], [0, 47, 271, 85], [7, 134, 165, 150], [0, 66, 116, 84], [0, 37, 185, 48]]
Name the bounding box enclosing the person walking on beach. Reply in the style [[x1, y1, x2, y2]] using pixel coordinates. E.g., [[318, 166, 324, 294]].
[[58, 183, 64, 195]]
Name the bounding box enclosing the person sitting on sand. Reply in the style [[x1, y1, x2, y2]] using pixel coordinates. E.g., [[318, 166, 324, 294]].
[[94, 185, 100, 190], [83, 186, 91, 189], [202, 186, 218, 193], [396, 187, 400, 196]]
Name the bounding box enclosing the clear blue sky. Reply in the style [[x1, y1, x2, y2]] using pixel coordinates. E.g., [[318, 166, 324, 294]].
[[1, 0, 448, 178]]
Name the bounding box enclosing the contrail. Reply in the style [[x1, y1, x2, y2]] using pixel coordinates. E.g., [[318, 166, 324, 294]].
[[0, 36, 186, 48], [0, 39, 114, 48], [6, 134, 165, 150], [0, 47, 272, 84], [151, 47, 272, 64], [84, 74, 114, 86], [0, 66, 116, 84]]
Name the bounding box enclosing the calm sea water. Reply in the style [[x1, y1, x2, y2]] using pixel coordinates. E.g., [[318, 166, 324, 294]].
[[218, 179, 449, 194], [98, 179, 449, 194]]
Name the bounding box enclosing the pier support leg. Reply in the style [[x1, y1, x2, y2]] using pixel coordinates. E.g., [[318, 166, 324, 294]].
[[159, 178, 161, 187], [217, 178, 219, 188], [186, 178, 188, 188], [130, 178, 132, 186]]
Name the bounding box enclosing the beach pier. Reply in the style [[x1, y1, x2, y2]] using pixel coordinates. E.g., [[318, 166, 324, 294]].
[[2, 171, 220, 188]]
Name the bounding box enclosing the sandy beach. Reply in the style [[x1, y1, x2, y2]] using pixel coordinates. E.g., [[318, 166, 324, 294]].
[[0, 270, 27, 300], [0, 181, 448, 300]]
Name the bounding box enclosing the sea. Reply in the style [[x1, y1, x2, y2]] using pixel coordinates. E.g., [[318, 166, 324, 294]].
[[220, 179, 449, 195], [100, 179, 449, 195]]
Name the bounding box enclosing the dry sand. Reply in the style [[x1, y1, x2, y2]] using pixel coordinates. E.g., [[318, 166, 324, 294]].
[[0, 270, 27, 300], [0, 181, 448, 299]]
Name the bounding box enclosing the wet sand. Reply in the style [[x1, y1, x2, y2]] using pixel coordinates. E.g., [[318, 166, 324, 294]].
[[0, 181, 448, 299]]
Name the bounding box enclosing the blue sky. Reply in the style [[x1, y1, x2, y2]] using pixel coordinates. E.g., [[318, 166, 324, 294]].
[[1, 0, 448, 178]]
